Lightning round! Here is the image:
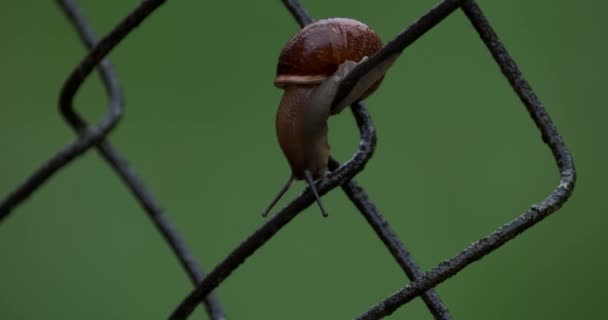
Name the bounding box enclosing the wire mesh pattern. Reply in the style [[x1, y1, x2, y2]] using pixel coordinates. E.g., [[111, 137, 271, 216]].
[[0, 0, 576, 319]]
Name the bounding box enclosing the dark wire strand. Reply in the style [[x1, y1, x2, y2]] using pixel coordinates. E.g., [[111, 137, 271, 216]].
[[282, 0, 453, 317], [56, 0, 226, 318], [0, 0, 164, 220], [281, 0, 315, 26], [279, 0, 456, 316], [0, 0, 576, 318], [169, 102, 377, 320], [328, 159, 452, 320], [356, 1, 576, 319], [332, 0, 461, 108]]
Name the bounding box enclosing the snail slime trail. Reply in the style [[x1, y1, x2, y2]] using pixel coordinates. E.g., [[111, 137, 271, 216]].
[[261, 18, 388, 218]]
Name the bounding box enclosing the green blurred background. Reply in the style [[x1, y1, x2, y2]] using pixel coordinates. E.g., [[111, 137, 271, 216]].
[[1, 0, 605, 319]]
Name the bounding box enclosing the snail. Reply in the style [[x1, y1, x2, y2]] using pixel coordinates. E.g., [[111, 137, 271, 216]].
[[262, 18, 396, 217]]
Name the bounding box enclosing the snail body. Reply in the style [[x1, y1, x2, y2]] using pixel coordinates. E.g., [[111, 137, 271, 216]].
[[276, 18, 383, 181], [275, 84, 330, 181], [263, 18, 389, 217]]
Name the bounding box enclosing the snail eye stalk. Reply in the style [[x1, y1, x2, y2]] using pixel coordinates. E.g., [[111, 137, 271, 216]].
[[261, 176, 294, 218], [304, 170, 328, 218]]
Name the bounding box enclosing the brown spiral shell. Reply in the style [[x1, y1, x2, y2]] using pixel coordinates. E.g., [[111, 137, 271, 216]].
[[275, 18, 383, 91]]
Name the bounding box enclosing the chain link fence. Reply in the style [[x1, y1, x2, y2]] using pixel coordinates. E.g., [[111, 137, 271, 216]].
[[0, 0, 576, 319]]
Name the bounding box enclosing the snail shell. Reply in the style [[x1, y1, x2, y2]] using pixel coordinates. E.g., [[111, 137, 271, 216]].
[[275, 18, 383, 112]]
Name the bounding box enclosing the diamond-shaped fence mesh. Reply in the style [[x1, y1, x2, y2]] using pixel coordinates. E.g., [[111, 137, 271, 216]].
[[0, 0, 576, 319]]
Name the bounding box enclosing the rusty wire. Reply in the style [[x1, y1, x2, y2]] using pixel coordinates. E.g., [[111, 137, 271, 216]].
[[1, 0, 224, 318], [0, 0, 575, 319], [356, 1, 576, 317], [171, 0, 575, 319]]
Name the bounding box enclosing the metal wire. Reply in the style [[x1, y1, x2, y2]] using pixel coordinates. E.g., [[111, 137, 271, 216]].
[[172, 0, 575, 319], [282, 2, 452, 317], [333, 0, 461, 108], [355, 0, 576, 318], [56, 1, 226, 318], [2, 0, 225, 318], [0, 0, 576, 319], [330, 158, 452, 320], [0, 0, 164, 219], [282, 0, 314, 26], [170, 101, 376, 319]]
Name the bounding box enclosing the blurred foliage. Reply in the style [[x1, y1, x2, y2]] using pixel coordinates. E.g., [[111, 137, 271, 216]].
[[0, 0, 606, 319]]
